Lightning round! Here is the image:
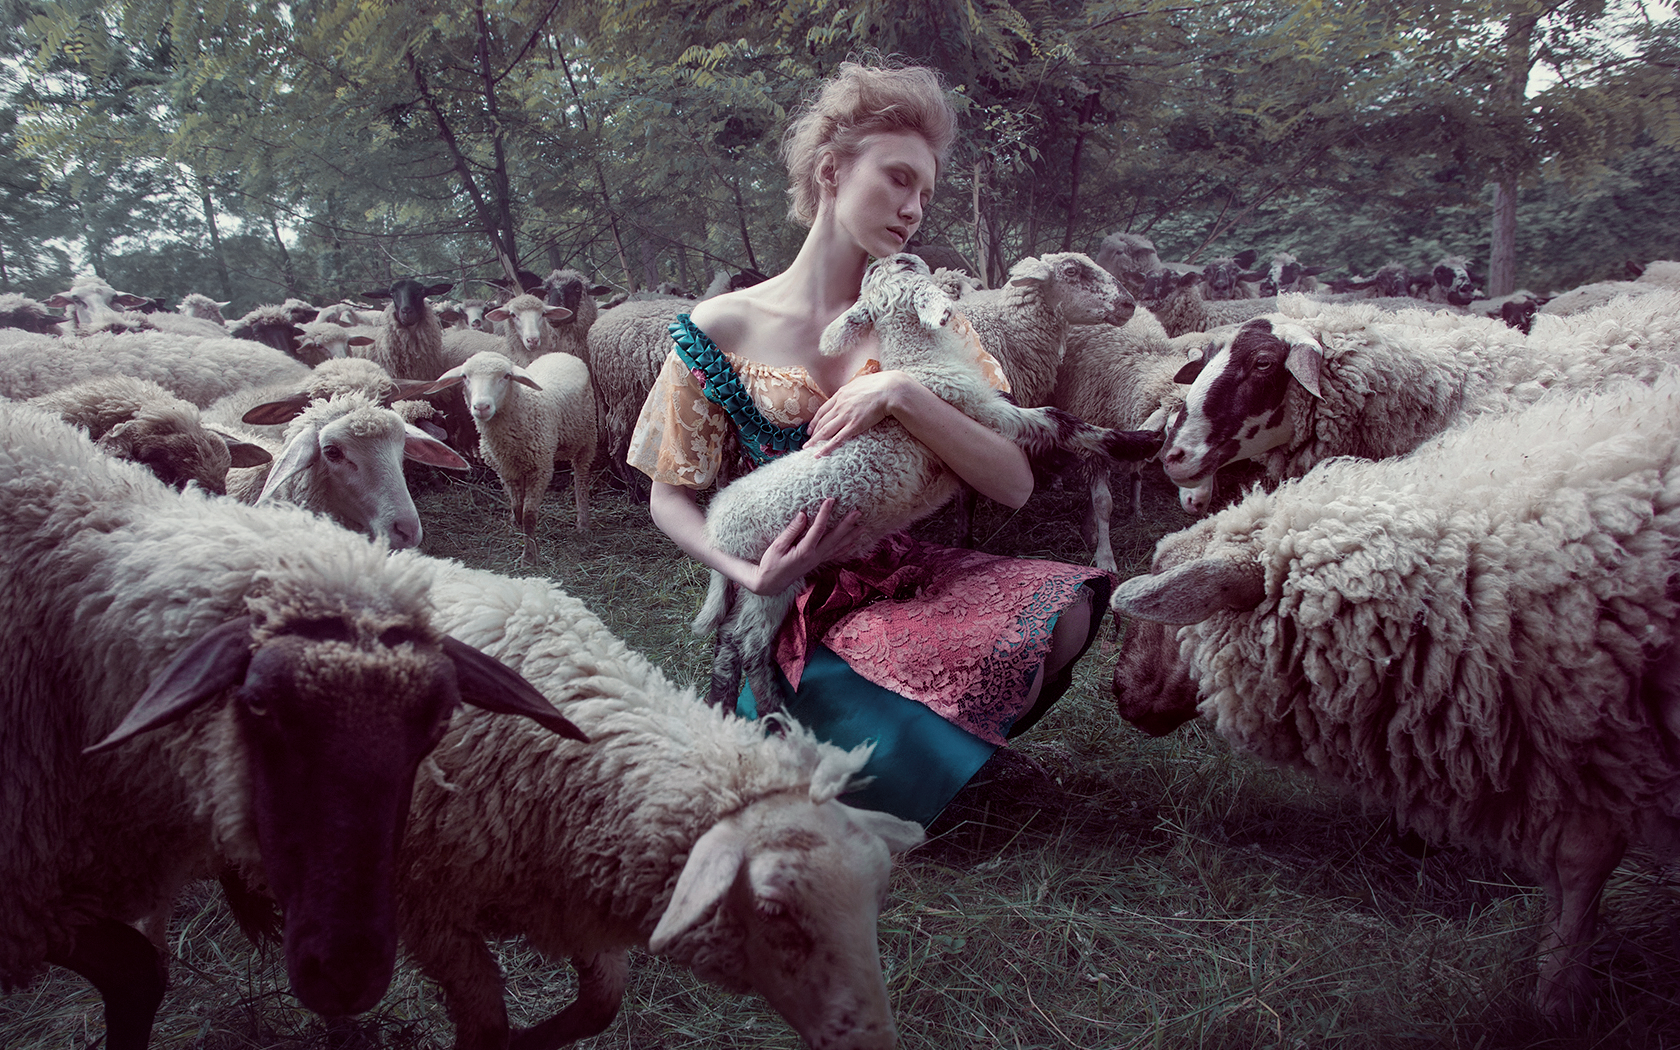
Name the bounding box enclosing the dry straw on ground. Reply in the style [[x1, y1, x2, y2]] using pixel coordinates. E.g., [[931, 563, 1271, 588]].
[[5, 463, 1677, 1049]]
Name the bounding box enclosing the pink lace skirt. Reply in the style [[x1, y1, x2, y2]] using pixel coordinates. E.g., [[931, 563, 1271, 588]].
[[775, 534, 1115, 746]]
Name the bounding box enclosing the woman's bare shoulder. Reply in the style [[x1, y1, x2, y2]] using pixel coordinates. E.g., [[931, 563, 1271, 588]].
[[689, 283, 790, 357]]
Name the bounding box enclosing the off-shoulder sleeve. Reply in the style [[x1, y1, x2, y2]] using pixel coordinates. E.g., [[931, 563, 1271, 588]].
[[627, 349, 730, 488]]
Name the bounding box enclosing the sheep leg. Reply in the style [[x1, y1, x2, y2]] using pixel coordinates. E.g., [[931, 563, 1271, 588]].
[[1129, 465, 1144, 520], [46, 917, 168, 1050], [1533, 810, 1626, 1023], [1090, 468, 1116, 575], [509, 951, 628, 1050], [571, 455, 591, 531], [953, 483, 978, 548], [737, 587, 799, 717], [409, 928, 511, 1050], [707, 623, 746, 711]]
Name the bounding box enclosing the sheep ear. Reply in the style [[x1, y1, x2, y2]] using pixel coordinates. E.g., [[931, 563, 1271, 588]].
[[543, 306, 574, 323], [1113, 558, 1266, 624], [510, 368, 543, 391], [839, 803, 925, 854], [242, 395, 312, 425], [1282, 341, 1323, 399], [258, 426, 321, 503], [912, 282, 954, 330], [112, 293, 151, 309], [216, 300, 232, 309], [402, 424, 469, 471], [208, 430, 273, 468], [485, 307, 511, 323], [44, 293, 75, 308], [422, 369, 467, 395], [439, 635, 588, 741], [86, 617, 254, 753], [587, 284, 612, 296], [819, 302, 875, 357], [95, 419, 140, 456], [348, 334, 375, 347], [1233, 249, 1259, 270], [436, 307, 464, 325], [425, 282, 455, 297], [388, 379, 444, 403], [1173, 357, 1205, 384], [363, 290, 393, 300], [1007, 257, 1052, 285], [648, 817, 747, 954]]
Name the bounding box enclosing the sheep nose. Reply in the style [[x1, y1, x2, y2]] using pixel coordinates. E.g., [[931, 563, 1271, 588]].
[[388, 516, 420, 549]]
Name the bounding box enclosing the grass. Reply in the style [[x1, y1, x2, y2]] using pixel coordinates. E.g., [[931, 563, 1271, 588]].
[[4, 464, 1678, 1049]]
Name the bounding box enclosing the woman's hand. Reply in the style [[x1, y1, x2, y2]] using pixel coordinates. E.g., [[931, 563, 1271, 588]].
[[750, 498, 865, 595], [805, 370, 913, 456]]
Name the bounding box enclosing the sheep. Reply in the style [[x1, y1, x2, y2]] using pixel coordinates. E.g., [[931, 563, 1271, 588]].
[[1257, 251, 1324, 295], [1198, 249, 1264, 300], [0, 292, 65, 334], [1094, 231, 1163, 295], [293, 318, 376, 365], [1140, 269, 1278, 338], [908, 241, 973, 278], [175, 293, 231, 325], [955, 251, 1136, 409], [354, 559, 926, 1050], [1636, 259, 1680, 289], [223, 392, 470, 550], [929, 266, 982, 299], [1540, 277, 1666, 316], [1423, 255, 1479, 306], [41, 274, 152, 329], [541, 268, 610, 363], [27, 375, 272, 494], [586, 296, 694, 489], [359, 278, 454, 380], [428, 349, 597, 560], [230, 301, 319, 361], [202, 356, 433, 439], [0, 328, 311, 407], [696, 253, 1164, 714], [1110, 376, 1680, 1022], [1157, 291, 1680, 497], [315, 301, 387, 328], [0, 400, 583, 1049], [484, 292, 575, 364]]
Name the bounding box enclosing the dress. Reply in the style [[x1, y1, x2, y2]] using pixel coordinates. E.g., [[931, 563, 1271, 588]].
[[628, 314, 1113, 825]]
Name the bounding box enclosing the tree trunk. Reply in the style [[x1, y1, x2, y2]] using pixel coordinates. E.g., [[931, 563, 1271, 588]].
[[1489, 180, 1518, 296], [1060, 93, 1099, 253], [972, 158, 993, 288], [269, 213, 300, 298], [1487, 4, 1540, 298], [474, 0, 522, 281]]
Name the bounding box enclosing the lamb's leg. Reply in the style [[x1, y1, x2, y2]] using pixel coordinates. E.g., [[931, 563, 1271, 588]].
[[509, 951, 628, 1050], [1090, 468, 1116, 574], [1533, 810, 1626, 1024], [1129, 464, 1144, 520], [409, 927, 511, 1050], [737, 586, 800, 717], [707, 622, 747, 710], [954, 483, 978, 548], [571, 455, 591, 531], [46, 917, 168, 1050]]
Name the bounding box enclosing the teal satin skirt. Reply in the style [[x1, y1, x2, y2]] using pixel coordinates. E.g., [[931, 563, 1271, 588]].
[[740, 644, 1001, 827]]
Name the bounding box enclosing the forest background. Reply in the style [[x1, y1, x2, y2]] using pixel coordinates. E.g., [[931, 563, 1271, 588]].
[[1, 0, 1676, 316]]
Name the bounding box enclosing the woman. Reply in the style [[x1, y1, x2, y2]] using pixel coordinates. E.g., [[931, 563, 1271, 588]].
[[628, 62, 1111, 826]]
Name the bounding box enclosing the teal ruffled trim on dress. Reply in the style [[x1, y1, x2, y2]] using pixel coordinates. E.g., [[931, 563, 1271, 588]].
[[740, 644, 998, 828], [668, 314, 808, 465]]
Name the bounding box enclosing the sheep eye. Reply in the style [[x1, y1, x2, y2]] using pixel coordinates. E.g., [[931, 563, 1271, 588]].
[[322, 444, 345, 462]]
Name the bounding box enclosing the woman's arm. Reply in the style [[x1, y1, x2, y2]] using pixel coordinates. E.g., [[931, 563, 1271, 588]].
[[803, 370, 1034, 508], [649, 481, 866, 595]]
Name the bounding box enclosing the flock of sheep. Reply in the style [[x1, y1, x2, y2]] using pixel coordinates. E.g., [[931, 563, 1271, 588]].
[[1, 234, 1679, 1047]]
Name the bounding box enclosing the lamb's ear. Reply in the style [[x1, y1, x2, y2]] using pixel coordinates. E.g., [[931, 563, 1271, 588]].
[[439, 635, 587, 740], [1173, 356, 1206, 384], [1271, 324, 1323, 399], [819, 303, 875, 357], [208, 430, 274, 468], [348, 334, 375, 348], [388, 378, 445, 403], [839, 803, 925, 854], [1113, 557, 1265, 624], [587, 284, 612, 296], [257, 425, 322, 503], [242, 395, 312, 425], [649, 817, 747, 954], [1233, 249, 1259, 270], [510, 366, 543, 391], [43, 293, 75, 308], [543, 306, 574, 323], [86, 617, 254, 753], [436, 307, 464, 325], [485, 307, 512, 323], [421, 367, 467, 395], [363, 289, 393, 300], [1007, 256, 1052, 286], [403, 424, 470, 471]]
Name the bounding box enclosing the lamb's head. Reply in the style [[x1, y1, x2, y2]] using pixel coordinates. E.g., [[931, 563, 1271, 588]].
[[295, 320, 375, 365], [819, 253, 952, 359], [486, 293, 574, 357], [177, 292, 231, 323], [1199, 250, 1264, 301], [1094, 232, 1162, 293], [1110, 516, 1264, 735], [1007, 251, 1135, 325], [96, 405, 272, 495], [87, 548, 586, 1018], [649, 792, 924, 1050], [233, 304, 310, 360], [44, 275, 152, 329], [258, 394, 469, 548], [428, 350, 541, 424], [365, 278, 454, 329], [1159, 318, 1322, 488]]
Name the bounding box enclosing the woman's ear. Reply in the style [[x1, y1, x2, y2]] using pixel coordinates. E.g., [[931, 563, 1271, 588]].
[[816, 148, 842, 193]]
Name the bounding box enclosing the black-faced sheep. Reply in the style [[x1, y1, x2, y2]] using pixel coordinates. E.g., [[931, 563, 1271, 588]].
[[27, 375, 272, 495], [1198, 249, 1264, 300], [1111, 377, 1680, 1022], [541, 268, 611, 362], [0, 401, 583, 1049], [359, 278, 454, 380], [698, 254, 1163, 714]]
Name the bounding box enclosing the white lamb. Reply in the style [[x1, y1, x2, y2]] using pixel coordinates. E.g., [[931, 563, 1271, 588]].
[[696, 253, 1164, 713], [428, 350, 598, 560], [483, 292, 575, 364], [0, 329, 311, 406], [0, 401, 581, 1049], [1111, 376, 1680, 1022], [374, 560, 925, 1050]]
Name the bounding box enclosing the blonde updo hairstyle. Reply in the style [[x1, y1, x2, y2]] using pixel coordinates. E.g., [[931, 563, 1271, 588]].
[[780, 62, 958, 227]]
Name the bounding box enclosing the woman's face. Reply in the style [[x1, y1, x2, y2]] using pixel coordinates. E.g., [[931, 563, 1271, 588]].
[[826, 130, 937, 259]]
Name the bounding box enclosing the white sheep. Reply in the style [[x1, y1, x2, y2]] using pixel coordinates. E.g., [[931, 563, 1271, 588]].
[[697, 254, 1163, 714], [1540, 276, 1668, 316], [371, 559, 925, 1050], [41, 274, 152, 329], [0, 400, 582, 1048], [0, 292, 66, 334], [224, 392, 469, 550], [428, 349, 597, 560], [1159, 290, 1680, 497], [954, 252, 1134, 408], [0, 328, 311, 407], [1140, 270, 1279, 338], [293, 318, 376, 365], [1636, 259, 1680, 289], [1111, 376, 1680, 1022], [586, 296, 694, 489], [175, 293, 231, 325], [483, 292, 575, 364], [27, 374, 271, 495]]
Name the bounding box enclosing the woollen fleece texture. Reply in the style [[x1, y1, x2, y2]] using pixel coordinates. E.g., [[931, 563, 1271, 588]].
[[1158, 376, 1680, 869], [28, 375, 234, 493], [0, 401, 438, 985], [223, 393, 411, 511], [458, 349, 597, 532], [0, 328, 311, 407], [955, 252, 1122, 407], [586, 297, 691, 474], [401, 561, 872, 1005], [366, 298, 448, 381], [495, 293, 567, 364]]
